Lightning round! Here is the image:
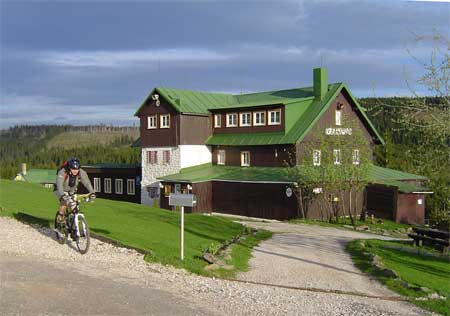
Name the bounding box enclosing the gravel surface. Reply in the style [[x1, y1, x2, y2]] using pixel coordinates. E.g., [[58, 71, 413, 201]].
[[0, 216, 433, 316]]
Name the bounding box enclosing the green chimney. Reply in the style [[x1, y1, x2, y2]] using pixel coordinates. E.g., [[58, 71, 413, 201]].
[[314, 67, 328, 100]]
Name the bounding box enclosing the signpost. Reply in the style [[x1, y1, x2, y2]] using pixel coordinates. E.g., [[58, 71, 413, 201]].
[[169, 193, 197, 260]]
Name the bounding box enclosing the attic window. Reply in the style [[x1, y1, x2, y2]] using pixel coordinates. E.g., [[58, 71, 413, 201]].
[[160, 114, 170, 128], [335, 110, 342, 126]]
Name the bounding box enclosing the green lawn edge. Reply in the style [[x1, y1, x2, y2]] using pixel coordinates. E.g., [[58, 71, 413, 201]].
[[346, 239, 450, 316]]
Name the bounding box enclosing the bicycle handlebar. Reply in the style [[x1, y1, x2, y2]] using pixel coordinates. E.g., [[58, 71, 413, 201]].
[[73, 193, 95, 202]]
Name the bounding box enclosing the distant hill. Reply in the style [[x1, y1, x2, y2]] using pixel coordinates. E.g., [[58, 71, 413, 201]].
[[0, 125, 141, 180]]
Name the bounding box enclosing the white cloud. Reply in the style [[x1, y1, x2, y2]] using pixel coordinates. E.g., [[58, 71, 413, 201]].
[[36, 48, 236, 68]]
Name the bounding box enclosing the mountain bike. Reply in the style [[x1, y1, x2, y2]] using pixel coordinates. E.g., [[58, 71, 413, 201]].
[[54, 193, 94, 254]]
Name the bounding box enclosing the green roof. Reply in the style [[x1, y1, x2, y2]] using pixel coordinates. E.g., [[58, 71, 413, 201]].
[[135, 83, 384, 146], [21, 169, 56, 184], [158, 164, 427, 193]]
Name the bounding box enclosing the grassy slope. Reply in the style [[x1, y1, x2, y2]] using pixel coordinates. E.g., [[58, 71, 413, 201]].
[[0, 180, 264, 276], [347, 239, 450, 316]]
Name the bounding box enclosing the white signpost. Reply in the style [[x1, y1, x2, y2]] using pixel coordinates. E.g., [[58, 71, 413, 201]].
[[169, 193, 197, 260]]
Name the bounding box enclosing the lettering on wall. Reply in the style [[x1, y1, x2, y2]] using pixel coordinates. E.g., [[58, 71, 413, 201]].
[[325, 128, 353, 136]]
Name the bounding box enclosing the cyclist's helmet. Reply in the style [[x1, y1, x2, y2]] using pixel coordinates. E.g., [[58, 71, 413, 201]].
[[68, 157, 81, 170]]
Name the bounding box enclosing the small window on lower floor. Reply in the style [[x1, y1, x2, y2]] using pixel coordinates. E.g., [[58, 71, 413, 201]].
[[93, 177, 101, 192], [241, 151, 250, 167], [127, 179, 135, 195], [217, 150, 226, 165], [104, 178, 112, 193], [115, 179, 123, 194], [164, 184, 171, 197]]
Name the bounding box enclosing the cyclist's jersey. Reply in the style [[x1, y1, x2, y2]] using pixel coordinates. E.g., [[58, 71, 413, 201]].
[[55, 168, 94, 198]]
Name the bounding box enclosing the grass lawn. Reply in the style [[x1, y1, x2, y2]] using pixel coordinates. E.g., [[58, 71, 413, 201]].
[[290, 217, 412, 237], [0, 180, 270, 276], [347, 239, 450, 316]]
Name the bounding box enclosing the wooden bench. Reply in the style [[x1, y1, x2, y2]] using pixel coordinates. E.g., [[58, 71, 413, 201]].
[[408, 227, 450, 253]]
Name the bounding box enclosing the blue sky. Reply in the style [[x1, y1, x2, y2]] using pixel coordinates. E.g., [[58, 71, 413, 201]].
[[1, 0, 449, 128]]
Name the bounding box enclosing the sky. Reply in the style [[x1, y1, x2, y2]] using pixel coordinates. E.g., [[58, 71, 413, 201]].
[[1, 0, 449, 128]]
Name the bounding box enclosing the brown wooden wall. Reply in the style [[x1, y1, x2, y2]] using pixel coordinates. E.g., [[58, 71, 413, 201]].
[[306, 190, 365, 220], [179, 114, 212, 145], [212, 105, 284, 134], [192, 181, 212, 212], [396, 193, 425, 224], [297, 91, 375, 165], [365, 184, 396, 220], [212, 145, 295, 167]]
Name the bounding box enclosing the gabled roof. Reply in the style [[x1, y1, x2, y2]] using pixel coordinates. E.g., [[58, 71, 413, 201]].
[[135, 83, 384, 145], [158, 163, 428, 193]]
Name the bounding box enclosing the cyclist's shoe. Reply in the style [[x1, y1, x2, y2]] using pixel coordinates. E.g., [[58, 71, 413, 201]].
[[56, 213, 65, 224]]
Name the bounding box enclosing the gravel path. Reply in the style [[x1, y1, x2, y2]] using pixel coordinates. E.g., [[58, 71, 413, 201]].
[[0, 216, 432, 316]]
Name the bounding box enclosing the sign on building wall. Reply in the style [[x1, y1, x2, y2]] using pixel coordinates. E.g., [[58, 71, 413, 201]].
[[325, 128, 353, 135]]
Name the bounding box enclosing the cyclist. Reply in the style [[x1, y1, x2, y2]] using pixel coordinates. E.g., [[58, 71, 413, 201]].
[[54, 157, 96, 224]]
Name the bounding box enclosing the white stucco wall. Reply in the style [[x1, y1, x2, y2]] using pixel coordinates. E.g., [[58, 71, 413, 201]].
[[179, 145, 212, 168]]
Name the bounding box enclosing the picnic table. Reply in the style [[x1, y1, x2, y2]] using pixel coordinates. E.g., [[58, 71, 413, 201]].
[[408, 227, 450, 253]]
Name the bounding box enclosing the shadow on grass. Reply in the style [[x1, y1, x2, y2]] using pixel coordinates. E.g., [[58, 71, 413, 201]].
[[90, 228, 111, 235]]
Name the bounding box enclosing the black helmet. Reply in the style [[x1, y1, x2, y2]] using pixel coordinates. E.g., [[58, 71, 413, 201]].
[[68, 157, 81, 170]]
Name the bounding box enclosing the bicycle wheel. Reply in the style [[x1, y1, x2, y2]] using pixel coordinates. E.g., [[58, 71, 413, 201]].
[[53, 212, 67, 244], [74, 215, 90, 254]]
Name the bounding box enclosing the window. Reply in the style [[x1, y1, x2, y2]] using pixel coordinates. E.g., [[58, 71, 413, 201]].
[[217, 150, 226, 165], [335, 110, 342, 126], [147, 115, 157, 129], [147, 151, 158, 164], [164, 184, 171, 197], [353, 149, 360, 165], [115, 179, 123, 194], [239, 112, 251, 126], [214, 114, 221, 128], [241, 151, 250, 167], [127, 179, 135, 195], [313, 150, 321, 166], [93, 177, 101, 192], [163, 150, 171, 165], [253, 111, 266, 126], [226, 113, 237, 127], [333, 149, 341, 165], [104, 178, 112, 193], [175, 183, 181, 193], [268, 109, 281, 125], [160, 114, 170, 128], [148, 186, 159, 199]]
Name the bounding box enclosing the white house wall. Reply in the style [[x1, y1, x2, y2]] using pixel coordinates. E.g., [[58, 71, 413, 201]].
[[179, 145, 212, 169]]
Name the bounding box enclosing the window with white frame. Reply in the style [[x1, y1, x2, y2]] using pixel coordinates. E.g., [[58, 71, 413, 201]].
[[240, 151, 250, 167], [335, 110, 342, 126], [240, 112, 251, 126], [268, 109, 281, 125], [93, 177, 101, 192], [214, 114, 221, 128], [226, 113, 237, 127], [115, 179, 123, 194], [160, 114, 170, 128], [253, 111, 265, 126], [147, 151, 158, 164], [147, 115, 157, 129], [163, 150, 171, 164], [333, 149, 341, 165], [104, 178, 112, 193], [352, 149, 360, 165], [217, 150, 226, 165], [313, 150, 321, 166], [127, 179, 135, 195]]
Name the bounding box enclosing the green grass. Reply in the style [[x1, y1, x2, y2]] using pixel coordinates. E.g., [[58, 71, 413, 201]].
[[0, 179, 269, 276], [289, 217, 412, 237], [346, 239, 450, 316]]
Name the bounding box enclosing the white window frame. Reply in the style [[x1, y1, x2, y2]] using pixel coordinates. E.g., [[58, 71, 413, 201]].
[[160, 114, 170, 128], [239, 112, 251, 127], [335, 110, 342, 126], [333, 149, 341, 165], [268, 109, 281, 125], [147, 151, 158, 164], [147, 115, 157, 129], [253, 111, 266, 126], [104, 178, 112, 194], [313, 150, 321, 166], [115, 179, 123, 195], [217, 150, 226, 165], [127, 179, 135, 195], [93, 177, 101, 192], [240, 151, 250, 167], [226, 113, 237, 127], [353, 149, 360, 165], [163, 150, 171, 165], [214, 114, 221, 128]]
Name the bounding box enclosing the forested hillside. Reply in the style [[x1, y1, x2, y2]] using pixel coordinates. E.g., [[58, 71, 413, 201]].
[[0, 125, 140, 179]]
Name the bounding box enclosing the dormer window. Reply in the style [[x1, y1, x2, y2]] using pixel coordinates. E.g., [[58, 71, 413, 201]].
[[147, 115, 157, 129], [226, 113, 237, 127], [240, 112, 251, 127], [214, 114, 221, 128], [335, 110, 342, 126], [160, 114, 170, 128], [268, 109, 281, 125], [253, 111, 266, 126]]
